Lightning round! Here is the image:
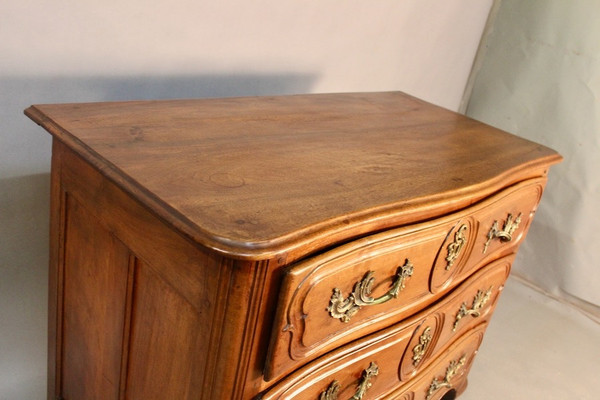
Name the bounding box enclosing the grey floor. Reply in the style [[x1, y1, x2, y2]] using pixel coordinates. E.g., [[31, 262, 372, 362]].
[[462, 276, 600, 399]]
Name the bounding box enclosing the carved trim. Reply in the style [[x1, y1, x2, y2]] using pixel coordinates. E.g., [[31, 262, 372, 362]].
[[118, 255, 137, 395], [230, 260, 271, 398]]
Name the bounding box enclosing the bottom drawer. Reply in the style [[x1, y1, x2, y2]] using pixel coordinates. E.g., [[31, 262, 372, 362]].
[[261, 325, 486, 400], [260, 258, 510, 400], [386, 327, 484, 400]]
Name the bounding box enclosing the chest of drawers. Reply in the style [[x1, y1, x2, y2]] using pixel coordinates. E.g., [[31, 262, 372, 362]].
[[26, 92, 561, 400]]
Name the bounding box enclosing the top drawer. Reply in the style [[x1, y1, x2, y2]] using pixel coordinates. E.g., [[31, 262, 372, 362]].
[[265, 178, 546, 381]]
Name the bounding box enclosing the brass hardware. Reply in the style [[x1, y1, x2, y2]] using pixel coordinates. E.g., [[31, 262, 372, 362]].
[[412, 326, 433, 366], [425, 355, 466, 400], [319, 362, 379, 400], [445, 224, 468, 270], [319, 381, 340, 400], [483, 213, 522, 253], [453, 287, 493, 331], [327, 259, 414, 322]]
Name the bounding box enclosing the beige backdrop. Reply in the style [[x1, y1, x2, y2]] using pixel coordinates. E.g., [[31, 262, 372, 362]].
[[0, 1, 494, 397], [466, 0, 600, 314]]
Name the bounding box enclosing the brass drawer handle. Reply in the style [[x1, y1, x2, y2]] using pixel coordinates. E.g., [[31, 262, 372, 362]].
[[426, 355, 466, 400], [483, 213, 522, 254], [320, 362, 379, 400], [445, 224, 468, 270], [452, 287, 493, 331], [327, 259, 414, 322]]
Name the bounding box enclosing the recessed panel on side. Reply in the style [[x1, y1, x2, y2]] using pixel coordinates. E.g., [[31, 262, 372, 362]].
[[124, 260, 206, 399], [61, 196, 131, 400]]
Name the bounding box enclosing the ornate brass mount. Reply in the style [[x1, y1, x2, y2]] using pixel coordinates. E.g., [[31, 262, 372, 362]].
[[412, 326, 433, 366], [425, 355, 466, 400], [453, 287, 493, 331], [445, 224, 468, 270], [327, 259, 414, 323], [483, 213, 522, 254], [319, 362, 379, 400]]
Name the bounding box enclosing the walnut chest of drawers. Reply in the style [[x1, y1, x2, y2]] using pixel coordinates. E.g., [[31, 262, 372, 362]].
[[26, 92, 561, 400]]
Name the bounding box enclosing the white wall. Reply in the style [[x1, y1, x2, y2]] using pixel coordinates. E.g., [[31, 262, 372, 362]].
[[466, 0, 600, 313], [0, 1, 493, 398]]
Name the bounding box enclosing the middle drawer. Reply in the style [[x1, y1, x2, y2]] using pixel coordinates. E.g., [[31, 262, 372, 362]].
[[261, 256, 511, 399]]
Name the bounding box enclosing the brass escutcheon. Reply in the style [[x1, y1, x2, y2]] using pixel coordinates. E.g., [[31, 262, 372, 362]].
[[412, 326, 433, 366], [445, 224, 468, 270]]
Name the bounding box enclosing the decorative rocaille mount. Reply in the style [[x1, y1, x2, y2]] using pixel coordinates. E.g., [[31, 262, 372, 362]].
[[412, 326, 433, 366], [319, 362, 379, 400], [445, 224, 468, 270], [453, 287, 493, 331], [327, 259, 414, 323], [425, 355, 466, 400], [483, 213, 522, 254]]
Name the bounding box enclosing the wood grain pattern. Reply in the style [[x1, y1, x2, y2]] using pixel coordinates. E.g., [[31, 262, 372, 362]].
[[47, 140, 64, 398], [25, 92, 562, 260], [428, 178, 544, 293], [28, 92, 562, 400], [260, 258, 510, 399], [49, 141, 266, 399], [265, 178, 544, 381], [388, 327, 484, 400], [61, 196, 130, 400], [125, 260, 205, 398]]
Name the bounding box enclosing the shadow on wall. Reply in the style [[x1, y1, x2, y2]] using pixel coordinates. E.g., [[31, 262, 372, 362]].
[[2, 73, 318, 176], [0, 73, 316, 399], [5, 73, 318, 102]]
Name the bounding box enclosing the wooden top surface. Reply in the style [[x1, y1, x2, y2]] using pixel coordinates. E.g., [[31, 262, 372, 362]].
[[26, 92, 562, 260]]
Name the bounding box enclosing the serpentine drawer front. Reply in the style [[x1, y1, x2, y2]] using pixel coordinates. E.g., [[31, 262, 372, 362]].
[[261, 258, 509, 399], [25, 92, 561, 399], [265, 178, 543, 381], [263, 324, 486, 400]]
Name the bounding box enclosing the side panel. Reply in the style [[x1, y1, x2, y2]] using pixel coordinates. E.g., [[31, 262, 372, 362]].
[[125, 260, 206, 398], [47, 140, 63, 398], [49, 141, 260, 399], [61, 197, 131, 399]]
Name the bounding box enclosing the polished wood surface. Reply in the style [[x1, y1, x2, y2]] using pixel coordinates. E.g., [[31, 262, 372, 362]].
[[261, 259, 511, 399], [265, 178, 544, 381], [25, 92, 561, 260], [61, 196, 131, 399], [27, 92, 561, 400], [48, 143, 271, 398]]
